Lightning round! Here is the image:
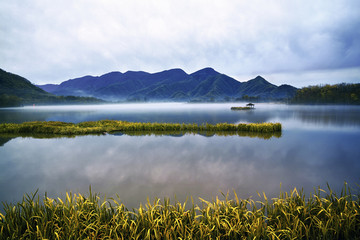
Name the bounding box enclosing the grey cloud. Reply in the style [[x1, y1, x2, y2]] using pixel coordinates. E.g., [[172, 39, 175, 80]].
[[0, 0, 359, 86]]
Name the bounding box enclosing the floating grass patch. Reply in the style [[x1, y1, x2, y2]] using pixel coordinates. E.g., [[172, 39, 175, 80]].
[[231, 106, 253, 110], [0, 120, 282, 137], [1, 184, 359, 239]]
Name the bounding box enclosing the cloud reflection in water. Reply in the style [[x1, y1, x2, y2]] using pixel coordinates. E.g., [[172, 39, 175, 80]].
[[1, 128, 359, 209]]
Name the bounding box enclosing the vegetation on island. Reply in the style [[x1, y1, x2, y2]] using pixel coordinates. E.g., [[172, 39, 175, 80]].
[[1, 184, 359, 239], [231, 103, 255, 110], [231, 107, 252, 110], [0, 120, 282, 138], [291, 83, 360, 105]]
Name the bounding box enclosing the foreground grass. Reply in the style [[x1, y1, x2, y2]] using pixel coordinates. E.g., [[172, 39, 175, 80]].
[[0, 120, 282, 136], [1, 184, 359, 239]]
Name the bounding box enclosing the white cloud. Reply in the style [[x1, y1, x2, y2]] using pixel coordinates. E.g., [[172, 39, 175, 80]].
[[0, 0, 359, 85], [263, 67, 360, 88]]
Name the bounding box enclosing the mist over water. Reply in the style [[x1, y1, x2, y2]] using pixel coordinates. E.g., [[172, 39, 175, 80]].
[[1, 103, 360, 209]]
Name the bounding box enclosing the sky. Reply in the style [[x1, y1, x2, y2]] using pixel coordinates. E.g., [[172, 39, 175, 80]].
[[1, 0, 359, 87]]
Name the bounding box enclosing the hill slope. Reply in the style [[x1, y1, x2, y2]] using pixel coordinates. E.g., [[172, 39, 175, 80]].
[[0, 68, 51, 98], [0, 68, 53, 107], [38, 68, 297, 102], [0, 69, 104, 107]]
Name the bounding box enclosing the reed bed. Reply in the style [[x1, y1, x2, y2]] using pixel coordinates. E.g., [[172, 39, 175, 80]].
[[231, 107, 253, 110], [0, 120, 282, 136], [1, 184, 359, 239]]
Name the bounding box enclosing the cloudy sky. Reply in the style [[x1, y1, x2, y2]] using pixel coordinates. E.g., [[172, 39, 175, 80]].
[[1, 0, 359, 87]]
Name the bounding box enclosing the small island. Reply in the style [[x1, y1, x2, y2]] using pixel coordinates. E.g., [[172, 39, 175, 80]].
[[231, 103, 255, 110], [0, 120, 281, 136]]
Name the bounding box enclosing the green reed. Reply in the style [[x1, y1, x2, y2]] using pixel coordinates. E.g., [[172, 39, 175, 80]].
[[0, 120, 282, 136], [231, 106, 253, 110], [1, 183, 359, 239]]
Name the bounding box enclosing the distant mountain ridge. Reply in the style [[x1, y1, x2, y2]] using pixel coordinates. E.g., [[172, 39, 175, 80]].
[[38, 68, 297, 102]]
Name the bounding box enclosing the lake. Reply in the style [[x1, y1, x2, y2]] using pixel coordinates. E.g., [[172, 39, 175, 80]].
[[1, 103, 360, 209]]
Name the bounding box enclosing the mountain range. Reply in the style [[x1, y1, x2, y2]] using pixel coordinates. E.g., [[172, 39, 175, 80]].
[[38, 68, 297, 102]]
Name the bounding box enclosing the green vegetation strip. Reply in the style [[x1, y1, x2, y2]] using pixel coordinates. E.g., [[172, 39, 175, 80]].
[[0, 120, 282, 136], [231, 106, 253, 110], [1, 184, 359, 239]]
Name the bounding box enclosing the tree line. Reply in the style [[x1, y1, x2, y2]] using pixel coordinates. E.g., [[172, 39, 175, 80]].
[[291, 83, 360, 104], [0, 94, 104, 107]]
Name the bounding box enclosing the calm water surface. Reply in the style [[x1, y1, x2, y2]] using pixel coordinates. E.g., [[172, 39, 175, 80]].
[[0, 103, 360, 209]]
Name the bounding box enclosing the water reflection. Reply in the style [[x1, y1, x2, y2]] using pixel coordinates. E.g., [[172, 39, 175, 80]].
[[293, 107, 360, 127], [0, 130, 281, 146], [1, 103, 360, 128], [0, 137, 12, 147], [0, 129, 359, 210], [1, 103, 360, 210]]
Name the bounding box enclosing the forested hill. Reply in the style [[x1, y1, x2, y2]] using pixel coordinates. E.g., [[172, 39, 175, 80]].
[[38, 68, 298, 102], [0, 68, 50, 96], [0, 68, 104, 107], [291, 83, 360, 104], [3, 67, 358, 106]]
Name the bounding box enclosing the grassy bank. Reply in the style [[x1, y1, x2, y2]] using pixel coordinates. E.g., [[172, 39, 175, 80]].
[[0, 120, 282, 136], [0, 184, 359, 239]]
